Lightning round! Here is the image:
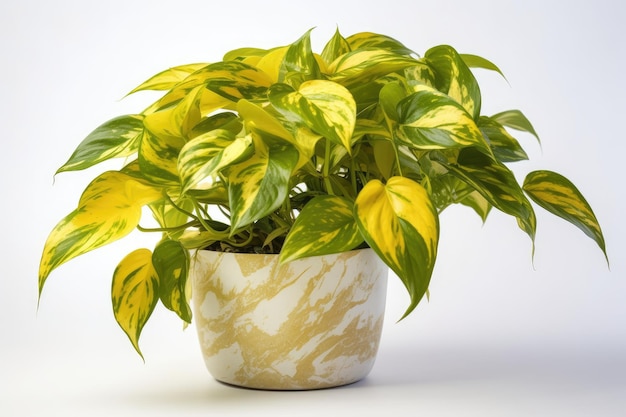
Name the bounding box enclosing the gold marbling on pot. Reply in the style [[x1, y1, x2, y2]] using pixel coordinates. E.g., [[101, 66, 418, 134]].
[[191, 248, 388, 390]]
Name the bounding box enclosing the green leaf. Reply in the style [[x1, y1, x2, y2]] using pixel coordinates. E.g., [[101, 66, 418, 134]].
[[425, 45, 482, 119], [379, 81, 408, 123], [152, 239, 192, 323], [57, 115, 144, 174], [491, 110, 541, 145], [396, 86, 490, 153], [478, 116, 529, 162], [354, 176, 439, 318], [268, 80, 356, 153], [112, 249, 160, 359], [224, 136, 299, 231], [523, 170, 608, 262], [372, 139, 396, 180], [460, 53, 506, 80], [127, 63, 208, 95], [39, 171, 164, 294], [280, 195, 363, 263]]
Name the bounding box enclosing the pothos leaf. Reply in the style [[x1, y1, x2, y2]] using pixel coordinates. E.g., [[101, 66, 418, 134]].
[[523, 170, 608, 263], [224, 136, 299, 231], [268, 80, 356, 153], [280, 195, 363, 263], [425, 45, 482, 120], [152, 239, 192, 323], [39, 171, 164, 295], [112, 248, 160, 359], [354, 176, 439, 318], [57, 115, 144, 174]]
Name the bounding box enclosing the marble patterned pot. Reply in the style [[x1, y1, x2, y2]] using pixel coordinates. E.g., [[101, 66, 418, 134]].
[[191, 248, 388, 390]]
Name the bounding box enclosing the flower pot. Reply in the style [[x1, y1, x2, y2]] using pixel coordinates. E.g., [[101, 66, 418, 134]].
[[191, 248, 388, 390]]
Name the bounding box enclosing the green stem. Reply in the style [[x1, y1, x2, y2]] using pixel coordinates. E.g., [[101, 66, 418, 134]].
[[350, 158, 358, 196], [323, 138, 335, 195], [393, 139, 404, 177], [191, 199, 216, 232], [228, 228, 255, 248], [137, 220, 199, 233]]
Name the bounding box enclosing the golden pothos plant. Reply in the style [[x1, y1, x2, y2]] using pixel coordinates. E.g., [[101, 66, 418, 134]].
[[39, 29, 608, 357]]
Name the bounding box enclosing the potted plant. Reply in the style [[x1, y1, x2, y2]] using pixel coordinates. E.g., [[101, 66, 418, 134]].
[[39, 28, 607, 389]]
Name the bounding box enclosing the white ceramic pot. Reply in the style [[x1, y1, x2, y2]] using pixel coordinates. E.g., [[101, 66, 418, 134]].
[[191, 248, 388, 390]]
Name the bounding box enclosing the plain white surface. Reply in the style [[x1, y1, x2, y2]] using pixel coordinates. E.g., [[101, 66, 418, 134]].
[[2, 1, 624, 416]]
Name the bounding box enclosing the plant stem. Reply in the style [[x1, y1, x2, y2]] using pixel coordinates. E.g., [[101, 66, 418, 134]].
[[393, 139, 404, 177], [323, 138, 335, 195], [137, 220, 199, 233]]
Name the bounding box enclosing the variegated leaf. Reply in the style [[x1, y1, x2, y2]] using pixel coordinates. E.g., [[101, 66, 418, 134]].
[[57, 115, 144, 173], [268, 80, 356, 153], [223, 47, 268, 62], [152, 239, 192, 323], [178, 129, 253, 193], [111, 248, 160, 358], [138, 130, 185, 185], [279, 28, 321, 85], [224, 137, 299, 231], [460, 190, 492, 222], [237, 99, 318, 170], [176, 60, 272, 103], [396, 87, 490, 154], [185, 180, 229, 205], [328, 49, 422, 88], [321, 28, 351, 67], [143, 85, 203, 141], [523, 170, 607, 261], [39, 171, 163, 294], [354, 176, 439, 317], [353, 118, 392, 139], [425, 45, 482, 119], [443, 148, 536, 241], [280, 195, 363, 263], [190, 111, 241, 138], [140, 86, 205, 184], [253, 47, 288, 83], [345, 32, 415, 56], [478, 116, 529, 162], [127, 63, 208, 95], [237, 99, 293, 141], [491, 110, 541, 145]]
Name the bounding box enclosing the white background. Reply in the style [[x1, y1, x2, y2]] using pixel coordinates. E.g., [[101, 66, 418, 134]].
[[1, 1, 624, 416]]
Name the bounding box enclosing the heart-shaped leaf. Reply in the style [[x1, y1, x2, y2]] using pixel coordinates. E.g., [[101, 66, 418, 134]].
[[355, 176, 439, 317]]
